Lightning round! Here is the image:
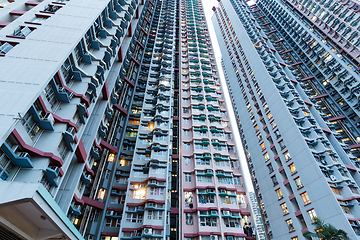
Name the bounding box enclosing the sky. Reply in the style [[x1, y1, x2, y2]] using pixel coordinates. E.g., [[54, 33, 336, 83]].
[[201, 0, 255, 192]]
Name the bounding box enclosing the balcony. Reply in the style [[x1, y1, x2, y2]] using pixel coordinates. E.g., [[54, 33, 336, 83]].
[[44, 166, 59, 187], [63, 126, 76, 152], [30, 106, 55, 131], [1, 142, 33, 168]]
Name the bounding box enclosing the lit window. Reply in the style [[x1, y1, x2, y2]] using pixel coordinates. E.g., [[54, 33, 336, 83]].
[[276, 188, 283, 199], [289, 163, 296, 173], [295, 177, 303, 188], [308, 209, 317, 222], [260, 142, 266, 151], [264, 152, 270, 162], [267, 111, 272, 119], [97, 188, 106, 200], [270, 120, 276, 129], [280, 202, 289, 215], [286, 219, 295, 232], [108, 153, 116, 162], [300, 192, 311, 205], [283, 151, 291, 161]]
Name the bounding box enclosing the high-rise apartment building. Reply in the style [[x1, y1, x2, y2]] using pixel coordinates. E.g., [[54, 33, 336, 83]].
[[213, 0, 360, 239], [0, 0, 256, 239], [178, 1, 257, 240]]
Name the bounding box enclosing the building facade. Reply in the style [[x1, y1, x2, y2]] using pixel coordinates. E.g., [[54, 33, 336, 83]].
[[213, 0, 360, 239], [179, 1, 257, 240], [0, 0, 255, 240]]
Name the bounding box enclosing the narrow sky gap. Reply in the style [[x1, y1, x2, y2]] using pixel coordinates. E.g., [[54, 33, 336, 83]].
[[201, 0, 255, 192]]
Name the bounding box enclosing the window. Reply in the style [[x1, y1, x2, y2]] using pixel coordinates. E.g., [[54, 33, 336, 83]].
[[225, 133, 231, 139], [195, 143, 209, 150], [105, 217, 121, 227], [283, 151, 291, 161], [198, 189, 215, 204], [184, 157, 191, 165], [185, 173, 192, 182], [126, 211, 143, 223], [271, 175, 278, 186], [289, 163, 296, 173], [270, 120, 277, 129], [294, 177, 303, 188], [230, 161, 238, 168], [257, 132, 262, 141], [280, 203, 289, 215], [300, 192, 311, 205], [197, 175, 213, 183], [350, 186, 359, 194], [264, 152, 270, 162], [234, 176, 241, 185], [340, 204, 352, 214], [183, 108, 189, 113], [279, 140, 286, 150], [286, 219, 295, 232], [0, 149, 18, 181], [274, 129, 281, 138], [260, 142, 266, 151], [184, 130, 190, 136], [184, 143, 190, 150], [267, 111, 273, 119], [186, 213, 193, 225], [308, 209, 317, 222], [199, 211, 218, 227], [44, 83, 59, 110], [276, 188, 283, 199], [183, 98, 189, 104], [148, 210, 163, 220], [218, 176, 233, 184], [267, 163, 274, 173], [97, 188, 106, 200], [223, 213, 241, 228], [184, 118, 190, 124], [130, 189, 146, 199], [227, 146, 235, 153], [184, 191, 193, 206], [21, 110, 41, 139]]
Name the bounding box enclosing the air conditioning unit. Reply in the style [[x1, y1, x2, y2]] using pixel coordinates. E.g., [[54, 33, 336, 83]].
[[210, 235, 219, 240], [147, 202, 154, 207], [143, 228, 152, 234], [207, 169, 212, 173], [206, 189, 212, 192], [330, 175, 337, 181], [44, 112, 55, 124], [211, 210, 217, 215]]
